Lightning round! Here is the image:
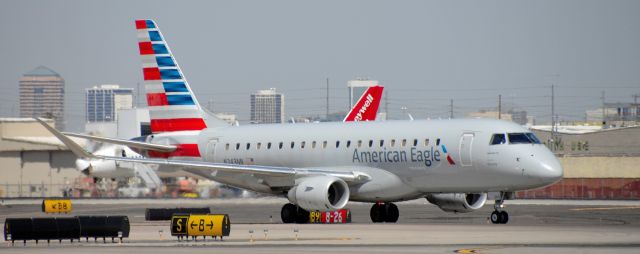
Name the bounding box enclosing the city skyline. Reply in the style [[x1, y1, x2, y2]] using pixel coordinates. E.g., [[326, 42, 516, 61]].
[[1, 1, 639, 131]]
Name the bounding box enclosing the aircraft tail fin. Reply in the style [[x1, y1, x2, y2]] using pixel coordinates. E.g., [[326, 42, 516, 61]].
[[135, 19, 228, 133], [343, 86, 384, 122]]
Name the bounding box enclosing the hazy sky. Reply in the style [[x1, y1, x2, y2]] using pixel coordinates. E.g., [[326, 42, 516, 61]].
[[1, 0, 639, 131]]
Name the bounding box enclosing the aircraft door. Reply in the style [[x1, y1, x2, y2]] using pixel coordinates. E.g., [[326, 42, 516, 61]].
[[205, 139, 218, 162], [459, 133, 474, 166]]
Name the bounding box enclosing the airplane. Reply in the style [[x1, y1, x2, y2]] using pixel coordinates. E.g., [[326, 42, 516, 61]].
[[73, 85, 384, 185], [75, 143, 162, 188], [39, 19, 563, 224], [343, 85, 383, 122]]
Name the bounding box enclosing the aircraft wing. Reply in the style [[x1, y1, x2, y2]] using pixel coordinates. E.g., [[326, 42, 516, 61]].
[[61, 132, 176, 152], [37, 118, 370, 183]]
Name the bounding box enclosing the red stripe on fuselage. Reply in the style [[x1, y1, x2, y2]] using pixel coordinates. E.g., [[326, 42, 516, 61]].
[[146, 93, 168, 106], [148, 144, 201, 158], [150, 118, 207, 133]]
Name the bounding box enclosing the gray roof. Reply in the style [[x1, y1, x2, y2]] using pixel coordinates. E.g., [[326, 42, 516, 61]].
[[23, 65, 60, 77]]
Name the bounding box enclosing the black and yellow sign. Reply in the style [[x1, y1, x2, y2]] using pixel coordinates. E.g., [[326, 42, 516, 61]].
[[171, 214, 230, 238], [170, 214, 189, 236], [309, 209, 351, 224], [41, 199, 72, 213]]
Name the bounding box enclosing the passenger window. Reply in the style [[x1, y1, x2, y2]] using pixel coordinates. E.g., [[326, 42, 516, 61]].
[[379, 140, 384, 147], [490, 134, 506, 145], [508, 133, 532, 144], [290, 142, 295, 149], [413, 139, 418, 146], [267, 142, 272, 149], [369, 140, 373, 147], [301, 141, 306, 149], [312, 141, 317, 149], [401, 139, 407, 147], [346, 140, 351, 148], [246, 143, 250, 150], [336, 141, 340, 148], [236, 143, 240, 150], [257, 142, 261, 150], [279, 142, 283, 149], [424, 139, 429, 146], [322, 141, 327, 149], [225, 143, 229, 150], [357, 140, 362, 148], [390, 139, 396, 147]]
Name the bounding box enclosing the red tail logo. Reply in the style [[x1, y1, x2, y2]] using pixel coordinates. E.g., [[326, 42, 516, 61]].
[[344, 86, 384, 122]]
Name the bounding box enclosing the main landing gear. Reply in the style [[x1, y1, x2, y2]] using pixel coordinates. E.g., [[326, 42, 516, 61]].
[[281, 203, 309, 224], [490, 199, 509, 224], [370, 202, 399, 223]]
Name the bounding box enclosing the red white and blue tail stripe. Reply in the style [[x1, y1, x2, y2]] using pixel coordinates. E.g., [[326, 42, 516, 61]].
[[136, 19, 226, 133]]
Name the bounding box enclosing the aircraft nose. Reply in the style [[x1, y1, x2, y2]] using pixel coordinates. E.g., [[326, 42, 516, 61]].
[[534, 150, 564, 184]]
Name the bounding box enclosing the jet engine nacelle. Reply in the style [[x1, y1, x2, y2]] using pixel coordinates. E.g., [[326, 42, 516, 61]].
[[287, 176, 350, 211], [76, 158, 135, 179], [426, 193, 487, 213]]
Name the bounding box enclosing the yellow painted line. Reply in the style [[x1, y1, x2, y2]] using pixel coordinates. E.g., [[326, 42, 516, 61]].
[[455, 249, 478, 254], [570, 206, 640, 211]]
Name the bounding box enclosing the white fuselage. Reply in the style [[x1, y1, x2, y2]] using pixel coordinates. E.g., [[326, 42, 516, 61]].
[[150, 119, 563, 202]]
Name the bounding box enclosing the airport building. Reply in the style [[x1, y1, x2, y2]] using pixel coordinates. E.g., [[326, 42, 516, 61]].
[[86, 84, 134, 123], [19, 66, 65, 130], [0, 118, 80, 197], [250, 88, 284, 124], [214, 112, 238, 125], [519, 126, 640, 199]]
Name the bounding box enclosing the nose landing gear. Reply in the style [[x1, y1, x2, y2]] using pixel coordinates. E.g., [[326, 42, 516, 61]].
[[490, 199, 509, 224]]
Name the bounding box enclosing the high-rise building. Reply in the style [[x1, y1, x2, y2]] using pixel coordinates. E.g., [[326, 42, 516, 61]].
[[19, 66, 65, 129], [348, 79, 379, 108], [86, 84, 134, 122], [250, 88, 284, 124]]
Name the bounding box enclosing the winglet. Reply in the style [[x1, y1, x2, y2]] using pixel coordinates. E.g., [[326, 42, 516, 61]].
[[35, 118, 96, 159]]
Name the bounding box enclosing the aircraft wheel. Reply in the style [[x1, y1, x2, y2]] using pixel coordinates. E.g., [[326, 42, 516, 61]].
[[295, 207, 310, 224], [499, 211, 509, 224], [370, 203, 386, 223], [385, 203, 399, 223], [490, 211, 500, 224], [281, 203, 297, 223]]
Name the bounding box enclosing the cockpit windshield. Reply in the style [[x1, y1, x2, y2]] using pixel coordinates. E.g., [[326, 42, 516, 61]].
[[508, 132, 541, 144], [525, 132, 542, 144], [490, 133, 506, 145]]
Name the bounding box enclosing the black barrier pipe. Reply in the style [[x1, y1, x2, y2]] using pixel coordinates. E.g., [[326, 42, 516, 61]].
[[76, 216, 129, 243], [4, 217, 81, 245], [4, 218, 33, 244], [32, 218, 58, 244], [145, 207, 211, 221], [56, 218, 80, 243]]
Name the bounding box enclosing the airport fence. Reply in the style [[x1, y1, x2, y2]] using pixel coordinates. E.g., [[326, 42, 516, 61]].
[[517, 178, 640, 200], [0, 182, 247, 199]]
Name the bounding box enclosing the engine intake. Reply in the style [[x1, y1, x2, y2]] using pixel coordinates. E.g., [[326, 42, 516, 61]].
[[426, 193, 487, 213], [287, 176, 350, 211]]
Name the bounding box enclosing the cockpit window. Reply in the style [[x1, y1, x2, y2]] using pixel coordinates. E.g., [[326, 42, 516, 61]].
[[508, 133, 532, 144], [525, 132, 542, 144], [490, 134, 506, 145]]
